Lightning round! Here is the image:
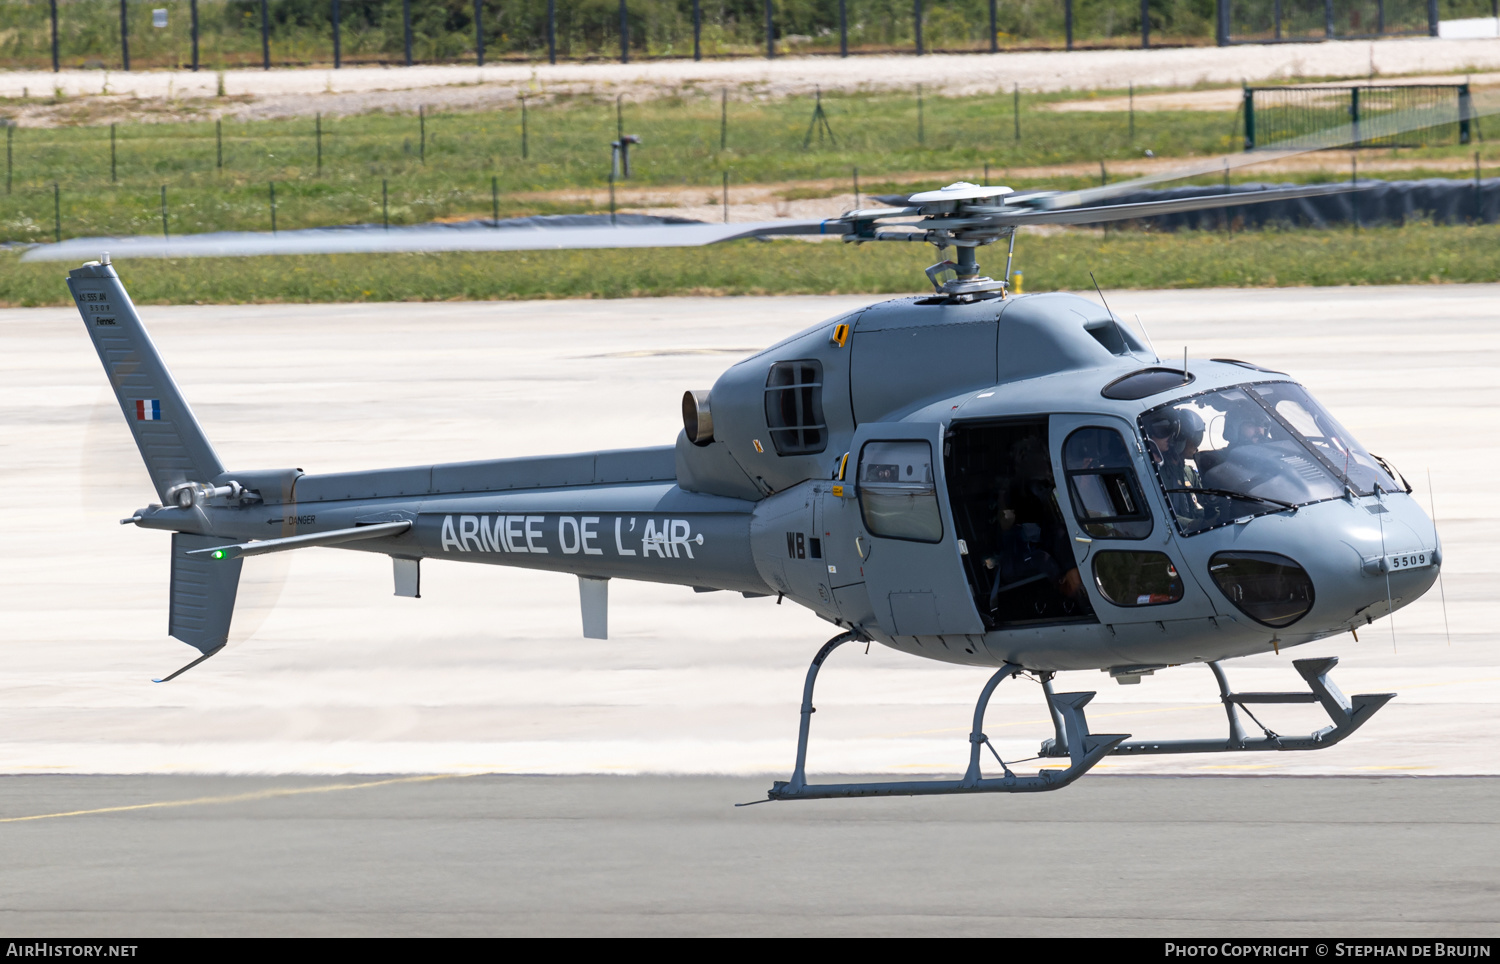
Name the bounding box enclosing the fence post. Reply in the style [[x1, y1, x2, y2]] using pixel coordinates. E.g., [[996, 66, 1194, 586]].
[[521, 96, 528, 159], [269, 181, 277, 233], [720, 88, 727, 150], [5, 125, 11, 194], [1350, 86, 1359, 148], [840, 0, 848, 56], [419, 105, 426, 163], [620, 0, 629, 63], [260, 0, 271, 69], [1460, 84, 1473, 146], [475, 0, 484, 66], [1013, 84, 1019, 141], [1375, 0, 1382, 33], [404, 0, 413, 65], [989, 0, 996, 53], [547, 0, 556, 63], [333, 0, 341, 68], [54, 183, 61, 243], [1243, 86, 1254, 149], [1065, 0, 1073, 50], [190, 0, 199, 70], [1216, 0, 1228, 46], [1427, 0, 1438, 36], [1323, 0, 1334, 38], [160, 185, 168, 238], [119, 0, 130, 71], [765, 0, 774, 59], [693, 0, 702, 60], [316, 113, 323, 173], [1141, 0, 1150, 48], [1275, 0, 1283, 38], [49, 0, 58, 72], [216, 119, 222, 169], [914, 0, 923, 55]]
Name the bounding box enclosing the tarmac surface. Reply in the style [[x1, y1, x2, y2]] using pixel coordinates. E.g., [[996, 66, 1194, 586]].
[[1, 284, 1498, 934], [0, 773, 1496, 936]]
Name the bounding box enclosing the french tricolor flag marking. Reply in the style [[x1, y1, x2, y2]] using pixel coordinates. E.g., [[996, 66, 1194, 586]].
[[135, 399, 161, 421]]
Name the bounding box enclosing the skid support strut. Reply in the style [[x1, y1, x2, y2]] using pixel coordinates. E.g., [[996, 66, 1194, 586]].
[[765, 634, 1129, 801], [1039, 656, 1394, 758]]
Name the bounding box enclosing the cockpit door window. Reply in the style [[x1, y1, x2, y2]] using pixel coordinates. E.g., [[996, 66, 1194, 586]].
[[1062, 427, 1153, 539]]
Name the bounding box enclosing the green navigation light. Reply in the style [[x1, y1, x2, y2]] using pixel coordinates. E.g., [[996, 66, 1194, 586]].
[[211, 550, 225, 560]]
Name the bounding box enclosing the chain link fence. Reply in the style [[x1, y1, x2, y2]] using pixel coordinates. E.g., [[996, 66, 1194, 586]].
[[0, 0, 1493, 70]]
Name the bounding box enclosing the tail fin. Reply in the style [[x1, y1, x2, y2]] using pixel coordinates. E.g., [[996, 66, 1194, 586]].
[[169, 533, 243, 655], [67, 258, 224, 502]]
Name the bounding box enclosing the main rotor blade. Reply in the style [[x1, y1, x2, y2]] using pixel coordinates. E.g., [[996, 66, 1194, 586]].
[[978, 181, 1364, 226], [20, 218, 849, 262], [1024, 88, 1499, 211]]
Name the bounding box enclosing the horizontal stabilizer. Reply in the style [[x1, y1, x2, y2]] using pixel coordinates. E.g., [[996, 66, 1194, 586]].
[[190, 520, 412, 561]]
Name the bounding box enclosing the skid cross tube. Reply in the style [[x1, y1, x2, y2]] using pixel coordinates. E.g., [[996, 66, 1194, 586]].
[[767, 636, 1129, 801], [1039, 656, 1394, 758]]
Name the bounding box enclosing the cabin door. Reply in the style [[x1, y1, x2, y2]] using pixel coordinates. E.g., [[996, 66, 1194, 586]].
[[1047, 413, 1221, 627], [850, 421, 984, 637]]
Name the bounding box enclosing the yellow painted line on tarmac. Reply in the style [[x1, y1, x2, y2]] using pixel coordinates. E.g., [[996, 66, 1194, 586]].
[[0, 772, 480, 824]]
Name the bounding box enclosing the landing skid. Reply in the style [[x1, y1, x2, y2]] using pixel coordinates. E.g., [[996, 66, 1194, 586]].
[[762, 633, 1130, 802], [762, 640, 1395, 803], [1039, 656, 1394, 759]]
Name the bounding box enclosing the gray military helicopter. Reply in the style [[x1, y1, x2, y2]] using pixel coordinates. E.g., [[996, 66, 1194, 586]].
[[33, 106, 1459, 801]]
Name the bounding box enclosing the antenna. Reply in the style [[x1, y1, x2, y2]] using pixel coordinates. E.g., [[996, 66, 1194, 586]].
[[1088, 271, 1114, 318], [1427, 468, 1453, 648], [1133, 313, 1159, 363]]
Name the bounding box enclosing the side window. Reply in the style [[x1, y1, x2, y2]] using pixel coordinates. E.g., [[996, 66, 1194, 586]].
[[858, 441, 942, 543], [765, 360, 827, 456], [1063, 427, 1153, 539], [1092, 551, 1184, 607]]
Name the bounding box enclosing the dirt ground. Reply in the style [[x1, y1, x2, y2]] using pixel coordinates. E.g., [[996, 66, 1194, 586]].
[[3, 36, 1500, 128]]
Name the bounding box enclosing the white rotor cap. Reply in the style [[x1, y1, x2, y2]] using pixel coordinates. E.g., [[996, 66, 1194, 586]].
[[907, 182, 1014, 203]]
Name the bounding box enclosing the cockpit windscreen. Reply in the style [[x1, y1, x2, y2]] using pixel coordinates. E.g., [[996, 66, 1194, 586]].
[[1141, 381, 1391, 535]]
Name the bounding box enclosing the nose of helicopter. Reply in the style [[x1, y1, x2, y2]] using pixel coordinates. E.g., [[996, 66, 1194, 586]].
[[1204, 493, 1439, 638]]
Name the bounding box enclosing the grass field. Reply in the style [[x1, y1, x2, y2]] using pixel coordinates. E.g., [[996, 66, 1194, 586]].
[[5, 222, 1496, 306], [3, 86, 1487, 245]]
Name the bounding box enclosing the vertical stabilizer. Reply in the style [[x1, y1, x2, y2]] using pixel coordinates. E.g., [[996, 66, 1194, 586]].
[[67, 259, 224, 502], [169, 533, 243, 654]]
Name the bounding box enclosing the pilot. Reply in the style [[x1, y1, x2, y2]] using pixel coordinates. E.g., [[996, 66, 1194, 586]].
[[1146, 408, 1205, 491], [1147, 408, 1210, 525], [1223, 407, 1272, 448]]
